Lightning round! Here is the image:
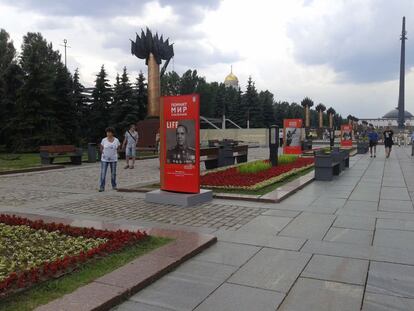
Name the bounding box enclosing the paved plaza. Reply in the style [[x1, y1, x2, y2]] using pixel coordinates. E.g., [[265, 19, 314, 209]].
[[2, 147, 414, 310]]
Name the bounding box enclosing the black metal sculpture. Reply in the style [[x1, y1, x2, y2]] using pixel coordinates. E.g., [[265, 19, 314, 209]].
[[130, 28, 174, 117], [130, 28, 174, 77]]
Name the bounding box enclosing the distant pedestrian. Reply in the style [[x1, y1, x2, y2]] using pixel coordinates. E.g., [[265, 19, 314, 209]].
[[122, 124, 138, 169], [155, 128, 160, 154], [383, 126, 394, 158], [99, 127, 121, 192], [367, 127, 378, 158], [411, 131, 414, 156]]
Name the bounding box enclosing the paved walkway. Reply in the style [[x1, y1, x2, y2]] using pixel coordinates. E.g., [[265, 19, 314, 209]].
[[2, 147, 414, 310]]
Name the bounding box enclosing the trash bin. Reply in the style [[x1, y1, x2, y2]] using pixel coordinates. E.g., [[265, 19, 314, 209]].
[[88, 143, 97, 163]]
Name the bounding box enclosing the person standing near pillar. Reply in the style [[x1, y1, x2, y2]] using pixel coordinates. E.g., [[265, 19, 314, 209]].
[[383, 126, 394, 158]]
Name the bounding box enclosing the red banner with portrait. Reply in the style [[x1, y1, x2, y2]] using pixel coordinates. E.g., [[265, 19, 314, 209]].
[[160, 94, 200, 193], [283, 119, 303, 154], [340, 124, 353, 147]]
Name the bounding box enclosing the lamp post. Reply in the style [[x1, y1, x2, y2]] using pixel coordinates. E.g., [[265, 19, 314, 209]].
[[269, 125, 279, 166]]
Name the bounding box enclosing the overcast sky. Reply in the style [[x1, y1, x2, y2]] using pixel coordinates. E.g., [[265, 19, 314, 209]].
[[0, 0, 413, 118]]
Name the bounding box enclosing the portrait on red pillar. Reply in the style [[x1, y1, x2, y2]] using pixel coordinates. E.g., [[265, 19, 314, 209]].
[[160, 94, 200, 193]]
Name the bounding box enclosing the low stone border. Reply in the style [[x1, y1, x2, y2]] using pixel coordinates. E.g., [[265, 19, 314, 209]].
[[0, 212, 216, 311], [0, 165, 65, 176]]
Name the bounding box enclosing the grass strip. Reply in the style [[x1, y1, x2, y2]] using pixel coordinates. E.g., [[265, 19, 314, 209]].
[[0, 236, 171, 311]]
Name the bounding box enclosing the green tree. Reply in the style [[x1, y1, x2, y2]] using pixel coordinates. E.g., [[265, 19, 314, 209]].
[[72, 68, 89, 143], [135, 71, 147, 121], [14, 32, 60, 150], [161, 70, 180, 95], [259, 90, 275, 127], [90, 65, 113, 142], [243, 76, 262, 128], [112, 67, 138, 136], [0, 29, 22, 148], [54, 62, 78, 144]]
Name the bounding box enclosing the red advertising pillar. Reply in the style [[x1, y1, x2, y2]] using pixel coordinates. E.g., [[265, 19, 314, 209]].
[[283, 119, 303, 154], [160, 94, 200, 193], [340, 124, 353, 147]]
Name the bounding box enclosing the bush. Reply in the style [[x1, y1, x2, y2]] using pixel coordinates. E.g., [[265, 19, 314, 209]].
[[237, 160, 271, 174], [278, 155, 298, 165]]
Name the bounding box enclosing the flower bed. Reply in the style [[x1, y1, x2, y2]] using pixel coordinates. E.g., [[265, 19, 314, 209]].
[[0, 214, 147, 297], [201, 157, 314, 190]]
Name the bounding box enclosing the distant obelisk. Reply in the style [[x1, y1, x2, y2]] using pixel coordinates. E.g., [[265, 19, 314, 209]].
[[398, 16, 407, 129]]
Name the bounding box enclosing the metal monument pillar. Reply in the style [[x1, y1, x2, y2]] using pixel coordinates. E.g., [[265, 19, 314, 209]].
[[398, 16, 407, 129]]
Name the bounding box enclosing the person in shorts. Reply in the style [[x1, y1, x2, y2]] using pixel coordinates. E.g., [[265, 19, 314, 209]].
[[122, 124, 138, 169], [367, 127, 378, 158], [99, 127, 121, 192], [383, 126, 394, 158]]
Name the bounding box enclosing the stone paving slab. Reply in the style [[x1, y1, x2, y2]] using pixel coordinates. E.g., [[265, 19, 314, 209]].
[[194, 283, 285, 311], [323, 227, 373, 246], [333, 215, 376, 231], [278, 212, 336, 240], [301, 254, 369, 285], [366, 261, 414, 298], [279, 278, 364, 311], [373, 229, 414, 250], [216, 229, 306, 251], [362, 292, 414, 311], [193, 241, 260, 267], [228, 248, 311, 292], [129, 260, 236, 311]]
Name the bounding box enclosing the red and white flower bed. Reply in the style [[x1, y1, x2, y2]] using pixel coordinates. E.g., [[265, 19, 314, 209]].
[[201, 157, 314, 190], [0, 214, 147, 297]]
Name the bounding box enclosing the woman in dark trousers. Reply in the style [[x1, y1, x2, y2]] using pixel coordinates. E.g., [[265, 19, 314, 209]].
[[99, 127, 121, 191], [367, 127, 379, 158], [383, 126, 394, 158]]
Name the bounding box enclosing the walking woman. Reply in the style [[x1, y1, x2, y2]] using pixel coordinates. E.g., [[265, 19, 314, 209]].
[[383, 126, 394, 158], [99, 127, 121, 192], [368, 127, 378, 158]]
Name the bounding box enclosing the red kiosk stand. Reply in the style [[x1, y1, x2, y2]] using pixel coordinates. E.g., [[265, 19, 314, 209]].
[[145, 94, 213, 207]]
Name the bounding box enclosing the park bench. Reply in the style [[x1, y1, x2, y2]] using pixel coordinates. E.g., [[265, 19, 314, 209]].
[[200, 144, 248, 169], [39, 145, 83, 165], [314, 148, 349, 181]]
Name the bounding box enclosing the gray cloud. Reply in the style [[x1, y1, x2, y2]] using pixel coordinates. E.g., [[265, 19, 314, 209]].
[[288, 0, 414, 83], [4, 0, 220, 20]]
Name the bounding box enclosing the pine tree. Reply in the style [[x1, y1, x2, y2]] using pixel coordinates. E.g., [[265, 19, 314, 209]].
[[14, 32, 60, 150], [242, 76, 262, 128], [259, 90, 275, 128], [135, 71, 147, 121], [112, 67, 138, 136], [54, 62, 78, 144], [0, 29, 22, 148], [73, 68, 88, 143], [90, 65, 113, 142]]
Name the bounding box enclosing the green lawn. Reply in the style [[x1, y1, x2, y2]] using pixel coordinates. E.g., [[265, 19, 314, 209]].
[[0, 236, 171, 311], [0, 153, 91, 172]]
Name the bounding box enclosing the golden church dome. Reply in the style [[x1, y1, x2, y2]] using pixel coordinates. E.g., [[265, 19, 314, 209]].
[[225, 72, 238, 82]]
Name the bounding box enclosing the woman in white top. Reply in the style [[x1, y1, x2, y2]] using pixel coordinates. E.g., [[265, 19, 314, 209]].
[[99, 127, 121, 192]]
